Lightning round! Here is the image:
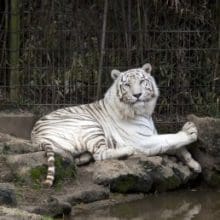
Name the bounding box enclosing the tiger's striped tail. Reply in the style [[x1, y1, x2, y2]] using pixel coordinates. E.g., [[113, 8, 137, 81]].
[[42, 143, 55, 187]]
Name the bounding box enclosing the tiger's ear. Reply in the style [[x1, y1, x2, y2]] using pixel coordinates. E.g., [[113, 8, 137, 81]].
[[111, 69, 121, 80], [142, 63, 152, 74]]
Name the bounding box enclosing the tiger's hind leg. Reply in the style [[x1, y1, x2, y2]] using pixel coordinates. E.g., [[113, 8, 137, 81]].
[[75, 152, 93, 166], [42, 143, 55, 187], [176, 147, 201, 173], [93, 145, 134, 161], [84, 128, 135, 161]]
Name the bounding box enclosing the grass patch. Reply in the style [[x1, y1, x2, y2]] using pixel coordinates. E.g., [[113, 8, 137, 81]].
[[29, 155, 77, 189]]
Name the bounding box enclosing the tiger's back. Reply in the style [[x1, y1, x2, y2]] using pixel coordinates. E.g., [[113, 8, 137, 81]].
[[31, 100, 115, 157]]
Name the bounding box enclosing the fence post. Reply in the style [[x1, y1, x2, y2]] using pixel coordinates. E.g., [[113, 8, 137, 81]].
[[214, 0, 220, 87], [9, 0, 20, 102], [96, 0, 108, 99]]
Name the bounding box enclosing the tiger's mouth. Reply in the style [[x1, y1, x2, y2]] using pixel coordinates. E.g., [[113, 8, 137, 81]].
[[134, 96, 154, 104], [123, 94, 154, 105], [125, 98, 147, 105], [134, 99, 143, 103]]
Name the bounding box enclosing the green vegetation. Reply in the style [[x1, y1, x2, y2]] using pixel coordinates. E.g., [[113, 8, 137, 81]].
[[30, 165, 48, 187], [29, 155, 76, 189], [155, 175, 182, 192], [9, 0, 20, 102], [207, 170, 220, 188], [110, 175, 137, 193], [0, 0, 219, 119]]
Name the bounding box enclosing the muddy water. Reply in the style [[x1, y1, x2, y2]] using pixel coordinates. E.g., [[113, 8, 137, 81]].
[[72, 189, 220, 220]]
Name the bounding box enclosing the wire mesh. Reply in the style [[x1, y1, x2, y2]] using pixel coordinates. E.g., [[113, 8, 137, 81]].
[[0, 0, 219, 126]]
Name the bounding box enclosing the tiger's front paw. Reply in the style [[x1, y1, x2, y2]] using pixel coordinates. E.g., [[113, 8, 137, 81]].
[[123, 146, 135, 156], [189, 160, 202, 173], [181, 121, 198, 143]]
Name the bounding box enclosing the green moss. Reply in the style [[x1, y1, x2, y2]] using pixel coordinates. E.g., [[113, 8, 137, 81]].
[[110, 174, 152, 194], [29, 165, 48, 188], [156, 175, 181, 192], [30, 166, 47, 181], [208, 172, 220, 188], [28, 155, 76, 188], [2, 144, 10, 154], [110, 175, 137, 193], [53, 155, 76, 182], [142, 162, 182, 192]]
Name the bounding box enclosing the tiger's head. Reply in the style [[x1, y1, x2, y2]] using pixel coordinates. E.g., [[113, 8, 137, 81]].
[[104, 63, 159, 119]]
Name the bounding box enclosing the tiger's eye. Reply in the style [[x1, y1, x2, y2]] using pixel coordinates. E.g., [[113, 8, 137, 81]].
[[140, 80, 145, 84]]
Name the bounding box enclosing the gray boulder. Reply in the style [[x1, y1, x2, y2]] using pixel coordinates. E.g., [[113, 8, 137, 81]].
[[0, 183, 17, 206], [93, 155, 195, 193], [54, 184, 109, 206], [0, 206, 43, 220], [187, 114, 220, 187], [0, 132, 36, 154], [28, 197, 71, 217]]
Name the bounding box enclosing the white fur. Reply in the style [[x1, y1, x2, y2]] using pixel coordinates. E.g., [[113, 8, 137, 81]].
[[32, 63, 201, 187], [105, 65, 159, 119], [102, 64, 201, 172]]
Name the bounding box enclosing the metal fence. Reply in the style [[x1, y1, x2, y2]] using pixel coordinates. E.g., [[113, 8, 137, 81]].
[[0, 0, 219, 124]]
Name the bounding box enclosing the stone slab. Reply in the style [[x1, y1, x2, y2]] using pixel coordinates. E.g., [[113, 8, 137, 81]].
[[0, 112, 37, 139]]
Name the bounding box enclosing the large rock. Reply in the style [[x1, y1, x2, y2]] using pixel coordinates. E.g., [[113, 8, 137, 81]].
[[1, 151, 76, 187], [93, 155, 195, 193], [0, 112, 36, 139], [27, 197, 72, 218], [54, 184, 109, 206], [0, 206, 43, 220], [0, 183, 17, 206], [93, 158, 153, 193], [187, 114, 220, 187], [0, 155, 14, 182], [0, 132, 37, 154]]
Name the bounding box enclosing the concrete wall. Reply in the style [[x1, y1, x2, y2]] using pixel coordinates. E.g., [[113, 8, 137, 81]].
[[0, 112, 37, 139]]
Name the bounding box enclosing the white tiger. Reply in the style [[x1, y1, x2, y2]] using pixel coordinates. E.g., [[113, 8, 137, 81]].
[[31, 63, 201, 187]]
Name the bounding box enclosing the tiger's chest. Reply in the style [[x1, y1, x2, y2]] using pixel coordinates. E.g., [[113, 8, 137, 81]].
[[103, 115, 157, 147]]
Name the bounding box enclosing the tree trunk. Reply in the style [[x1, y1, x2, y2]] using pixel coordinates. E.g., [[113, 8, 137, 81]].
[[96, 0, 108, 99], [9, 0, 20, 102]]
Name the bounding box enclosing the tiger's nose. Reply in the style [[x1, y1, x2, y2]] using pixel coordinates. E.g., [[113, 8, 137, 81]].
[[133, 93, 142, 99]]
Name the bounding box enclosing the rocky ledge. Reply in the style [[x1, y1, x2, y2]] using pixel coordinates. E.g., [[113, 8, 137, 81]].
[[0, 114, 219, 218]]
